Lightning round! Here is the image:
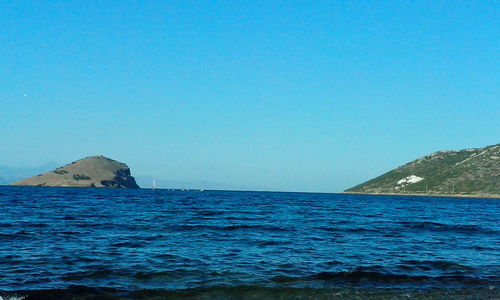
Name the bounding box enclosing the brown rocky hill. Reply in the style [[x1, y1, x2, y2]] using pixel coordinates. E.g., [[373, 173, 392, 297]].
[[12, 155, 139, 188]]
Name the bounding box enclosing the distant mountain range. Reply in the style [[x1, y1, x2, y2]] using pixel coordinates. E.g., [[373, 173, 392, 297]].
[[346, 143, 499, 197], [134, 175, 269, 191], [0, 163, 58, 185]]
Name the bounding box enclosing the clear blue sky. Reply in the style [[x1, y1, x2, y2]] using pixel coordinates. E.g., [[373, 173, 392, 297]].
[[1, 1, 499, 192]]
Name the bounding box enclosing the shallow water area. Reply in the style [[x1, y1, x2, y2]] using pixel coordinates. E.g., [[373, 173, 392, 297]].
[[0, 186, 498, 299]]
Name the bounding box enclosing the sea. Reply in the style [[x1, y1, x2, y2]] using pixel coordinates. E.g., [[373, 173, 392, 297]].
[[0, 186, 499, 299]]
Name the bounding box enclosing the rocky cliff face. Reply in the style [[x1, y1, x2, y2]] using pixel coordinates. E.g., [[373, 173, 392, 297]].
[[12, 156, 140, 188], [346, 144, 499, 197]]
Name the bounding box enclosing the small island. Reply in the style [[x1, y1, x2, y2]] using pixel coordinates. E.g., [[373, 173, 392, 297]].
[[11, 155, 139, 188]]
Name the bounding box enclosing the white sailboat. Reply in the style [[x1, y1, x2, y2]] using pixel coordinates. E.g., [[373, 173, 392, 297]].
[[152, 180, 158, 190]]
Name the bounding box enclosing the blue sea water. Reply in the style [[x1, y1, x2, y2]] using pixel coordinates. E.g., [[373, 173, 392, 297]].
[[0, 186, 499, 299]]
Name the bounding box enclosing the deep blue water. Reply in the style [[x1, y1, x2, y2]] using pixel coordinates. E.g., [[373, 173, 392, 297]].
[[0, 186, 499, 299]]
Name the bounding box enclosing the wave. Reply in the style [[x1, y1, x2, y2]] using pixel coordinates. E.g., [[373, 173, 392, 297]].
[[399, 221, 497, 234], [315, 226, 378, 233], [0, 231, 39, 240], [400, 260, 475, 271], [52, 264, 497, 289], [220, 224, 288, 232], [61, 270, 114, 281], [195, 210, 226, 217], [250, 239, 291, 247], [132, 269, 220, 280], [167, 224, 288, 232], [3, 284, 499, 300], [110, 241, 143, 248], [0, 295, 26, 300], [0, 255, 22, 265], [271, 267, 497, 288], [56, 231, 81, 236], [0, 233, 19, 239], [309, 269, 427, 282]]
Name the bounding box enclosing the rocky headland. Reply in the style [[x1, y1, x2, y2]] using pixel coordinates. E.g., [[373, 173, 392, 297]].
[[11, 155, 139, 188]]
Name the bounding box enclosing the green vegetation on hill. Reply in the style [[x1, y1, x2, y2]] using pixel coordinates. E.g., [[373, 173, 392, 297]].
[[346, 144, 499, 197]]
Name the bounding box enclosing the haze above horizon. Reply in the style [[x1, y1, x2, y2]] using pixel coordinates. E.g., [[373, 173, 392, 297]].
[[1, 1, 499, 192]]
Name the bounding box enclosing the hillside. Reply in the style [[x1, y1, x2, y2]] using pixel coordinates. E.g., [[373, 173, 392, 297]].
[[346, 144, 499, 197], [11, 155, 139, 188]]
